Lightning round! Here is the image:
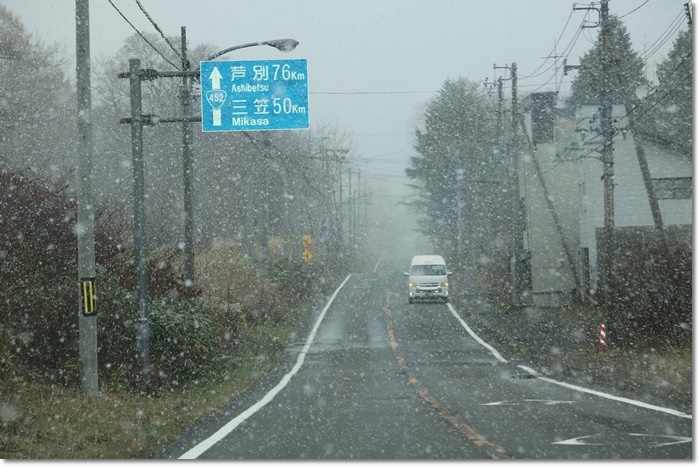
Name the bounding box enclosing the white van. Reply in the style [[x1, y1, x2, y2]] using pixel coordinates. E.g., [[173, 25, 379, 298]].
[[403, 255, 452, 304]]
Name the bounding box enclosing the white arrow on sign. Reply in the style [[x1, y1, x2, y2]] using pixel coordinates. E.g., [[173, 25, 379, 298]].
[[209, 66, 223, 90], [553, 433, 692, 447], [208, 67, 224, 126]]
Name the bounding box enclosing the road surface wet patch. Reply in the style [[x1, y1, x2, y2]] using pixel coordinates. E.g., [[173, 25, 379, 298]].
[[384, 293, 510, 460]]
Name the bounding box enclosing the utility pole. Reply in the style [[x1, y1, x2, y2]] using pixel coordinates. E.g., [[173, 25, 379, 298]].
[[357, 169, 363, 248], [129, 58, 151, 382], [600, 0, 617, 342], [348, 168, 353, 248], [509, 62, 525, 306], [180, 27, 195, 290], [496, 77, 504, 136], [75, 0, 98, 396]]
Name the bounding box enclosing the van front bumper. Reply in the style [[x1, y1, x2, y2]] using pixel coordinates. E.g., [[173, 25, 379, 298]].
[[409, 287, 449, 301]]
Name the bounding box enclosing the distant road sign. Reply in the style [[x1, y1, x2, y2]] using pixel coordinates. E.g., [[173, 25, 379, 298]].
[[302, 234, 313, 248], [302, 249, 314, 263], [200, 59, 309, 132]]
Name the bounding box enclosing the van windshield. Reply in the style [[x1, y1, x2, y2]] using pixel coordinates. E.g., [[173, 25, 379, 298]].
[[410, 264, 446, 276]]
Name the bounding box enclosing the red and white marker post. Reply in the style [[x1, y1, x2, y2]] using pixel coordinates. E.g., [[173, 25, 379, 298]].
[[597, 323, 607, 351]]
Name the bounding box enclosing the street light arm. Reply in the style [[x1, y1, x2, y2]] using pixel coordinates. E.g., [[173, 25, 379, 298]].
[[204, 39, 299, 62]]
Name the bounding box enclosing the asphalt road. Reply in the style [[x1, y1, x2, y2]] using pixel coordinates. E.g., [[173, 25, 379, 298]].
[[161, 269, 692, 460]]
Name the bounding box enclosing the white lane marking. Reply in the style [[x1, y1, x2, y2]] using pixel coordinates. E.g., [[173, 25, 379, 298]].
[[446, 303, 508, 363], [553, 433, 692, 447], [446, 303, 692, 420], [518, 365, 692, 419], [179, 274, 354, 459]]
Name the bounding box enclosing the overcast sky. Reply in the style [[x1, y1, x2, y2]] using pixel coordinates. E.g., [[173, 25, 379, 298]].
[[0, 0, 690, 207]]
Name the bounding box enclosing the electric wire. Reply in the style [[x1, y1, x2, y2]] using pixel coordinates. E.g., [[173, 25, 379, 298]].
[[520, 9, 588, 93], [105, 0, 180, 70], [572, 55, 691, 163], [640, 11, 686, 62], [134, 0, 181, 59], [618, 0, 650, 19], [519, 8, 575, 80], [624, 53, 692, 124], [240, 132, 328, 197]]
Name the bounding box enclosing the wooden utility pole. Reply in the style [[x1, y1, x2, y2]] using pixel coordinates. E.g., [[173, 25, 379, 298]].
[[509, 62, 525, 305], [129, 59, 151, 381], [600, 0, 617, 341], [181, 27, 196, 288]]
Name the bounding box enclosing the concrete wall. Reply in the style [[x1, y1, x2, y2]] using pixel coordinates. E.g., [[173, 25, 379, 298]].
[[520, 95, 580, 306]]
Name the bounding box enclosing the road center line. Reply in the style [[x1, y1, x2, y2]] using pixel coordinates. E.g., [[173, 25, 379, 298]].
[[179, 274, 353, 459], [385, 296, 509, 459]]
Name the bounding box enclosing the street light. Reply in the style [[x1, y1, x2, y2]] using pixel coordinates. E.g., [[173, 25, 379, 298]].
[[180, 32, 299, 286], [204, 39, 299, 62]]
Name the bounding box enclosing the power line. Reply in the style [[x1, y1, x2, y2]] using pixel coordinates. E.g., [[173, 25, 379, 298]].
[[521, 8, 576, 79], [105, 0, 179, 70], [626, 54, 692, 123], [618, 0, 650, 19], [639, 10, 685, 62], [134, 0, 181, 59], [572, 50, 691, 162], [519, 7, 588, 94]]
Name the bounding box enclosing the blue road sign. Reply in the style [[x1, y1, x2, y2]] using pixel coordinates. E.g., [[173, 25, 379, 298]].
[[200, 59, 309, 132]]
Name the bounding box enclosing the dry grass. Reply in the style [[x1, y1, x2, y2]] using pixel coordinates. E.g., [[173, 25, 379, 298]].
[[0, 299, 311, 459]]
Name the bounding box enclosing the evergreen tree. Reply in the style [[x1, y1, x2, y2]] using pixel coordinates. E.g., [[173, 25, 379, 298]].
[[407, 78, 501, 265], [566, 16, 647, 108], [638, 28, 692, 154]]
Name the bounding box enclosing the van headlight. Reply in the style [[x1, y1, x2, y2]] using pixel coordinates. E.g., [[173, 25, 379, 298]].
[[443, 282, 449, 287], [408, 282, 414, 287]]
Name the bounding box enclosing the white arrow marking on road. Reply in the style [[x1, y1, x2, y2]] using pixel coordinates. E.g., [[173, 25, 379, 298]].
[[553, 433, 692, 447], [483, 399, 576, 406], [628, 433, 693, 447], [554, 435, 602, 446], [209, 66, 223, 90]]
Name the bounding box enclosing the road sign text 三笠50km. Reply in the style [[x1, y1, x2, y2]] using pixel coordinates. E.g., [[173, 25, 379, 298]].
[[200, 59, 309, 132]]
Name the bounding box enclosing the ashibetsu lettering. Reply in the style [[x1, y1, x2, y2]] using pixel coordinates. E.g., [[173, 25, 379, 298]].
[[200, 59, 309, 132]]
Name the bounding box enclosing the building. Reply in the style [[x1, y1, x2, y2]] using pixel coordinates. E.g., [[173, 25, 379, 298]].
[[518, 95, 692, 307]]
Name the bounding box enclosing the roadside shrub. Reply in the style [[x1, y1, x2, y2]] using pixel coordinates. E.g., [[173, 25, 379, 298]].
[[0, 171, 204, 388], [98, 282, 221, 392], [195, 241, 310, 326], [607, 235, 692, 344], [148, 299, 221, 387], [204, 297, 247, 346], [0, 172, 80, 383]]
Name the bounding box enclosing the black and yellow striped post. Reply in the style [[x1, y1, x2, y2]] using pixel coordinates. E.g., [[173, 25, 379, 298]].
[[80, 278, 96, 316]]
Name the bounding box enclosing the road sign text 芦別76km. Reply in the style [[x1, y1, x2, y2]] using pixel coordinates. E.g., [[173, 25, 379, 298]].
[[200, 59, 309, 132]]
